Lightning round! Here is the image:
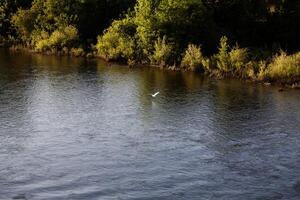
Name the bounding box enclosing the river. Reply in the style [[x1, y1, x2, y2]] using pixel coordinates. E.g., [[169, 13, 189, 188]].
[[0, 49, 300, 200]]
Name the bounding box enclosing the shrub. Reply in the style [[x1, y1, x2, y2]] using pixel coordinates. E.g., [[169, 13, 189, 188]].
[[215, 36, 249, 74], [70, 47, 85, 57], [96, 18, 137, 63], [151, 36, 173, 67], [229, 46, 249, 70], [181, 44, 205, 72], [31, 30, 50, 51], [202, 55, 217, 72], [49, 29, 68, 48], [11, 9, 37, 42], [33, 25, 78, 51], [262, 52, 300, 83], [257, 61, 268, 80], [35, 39, 49, 51], [215, 36, 231, 72], [48, 25, 78, 49], [241, 61, 261, 80]]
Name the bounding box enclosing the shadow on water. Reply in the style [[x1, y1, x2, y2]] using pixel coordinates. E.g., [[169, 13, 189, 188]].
[[0, 49, 300, 199]]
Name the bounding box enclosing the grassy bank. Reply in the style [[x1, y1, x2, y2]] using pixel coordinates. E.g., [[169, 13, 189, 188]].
[[6, 38, 300, 89], [95, 34, 300, 87]]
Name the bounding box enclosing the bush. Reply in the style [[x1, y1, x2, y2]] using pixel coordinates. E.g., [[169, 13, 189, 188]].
[[70, 47, 85, 57], [31, 30, 50, 51], [35, 39, 49, 51], [262, 52, 300, 83], [96, 18, 137, 63], [48, 25, 78, 49], [229, 46, 249, 70], [181, 44, 205, 72], [151, 36, 173, 67], [257, 61, 268, 80], [11, 9, 37, 41], [33, 25, 78, 51], [215, 36, 231, 72], [240, 61, 261, 80], [215, 36, 249, 73]]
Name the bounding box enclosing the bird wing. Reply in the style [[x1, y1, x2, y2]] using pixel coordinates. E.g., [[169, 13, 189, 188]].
[[153, 92, 160, 96]]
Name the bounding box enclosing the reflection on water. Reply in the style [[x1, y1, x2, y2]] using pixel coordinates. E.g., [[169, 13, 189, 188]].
[[0, 49, 300, 200]]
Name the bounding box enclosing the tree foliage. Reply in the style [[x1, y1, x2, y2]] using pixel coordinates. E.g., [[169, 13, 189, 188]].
[[0, 0, 299, 73], [0, 0, 31, 37], [8, 0, 135, 48]]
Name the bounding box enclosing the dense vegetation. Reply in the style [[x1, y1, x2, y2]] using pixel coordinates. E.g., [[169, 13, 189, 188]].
[[1, 0, 135, 49], [0, 0, 299, 84]]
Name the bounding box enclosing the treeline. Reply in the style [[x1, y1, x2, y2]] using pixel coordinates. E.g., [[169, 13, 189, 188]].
[[0, 0, 135, 49], [0, 0, 300, 84]]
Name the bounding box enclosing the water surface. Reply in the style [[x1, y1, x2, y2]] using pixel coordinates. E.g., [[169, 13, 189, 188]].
[[0, 49, 300, 200]]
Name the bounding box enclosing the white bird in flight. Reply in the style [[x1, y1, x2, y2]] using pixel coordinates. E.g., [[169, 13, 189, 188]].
[[151, 92, 160, 97]]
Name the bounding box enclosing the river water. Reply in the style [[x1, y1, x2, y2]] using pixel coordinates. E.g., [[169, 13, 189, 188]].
[[0, 49, 300, 200]]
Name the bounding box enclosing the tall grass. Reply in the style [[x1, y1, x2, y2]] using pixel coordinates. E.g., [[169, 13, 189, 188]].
[[260, 51, 300, 83]]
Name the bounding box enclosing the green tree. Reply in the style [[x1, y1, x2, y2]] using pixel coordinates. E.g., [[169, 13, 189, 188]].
[[0, 0, 32, 37], [10, 0, 136, 50], [156, 0, 215, 51]]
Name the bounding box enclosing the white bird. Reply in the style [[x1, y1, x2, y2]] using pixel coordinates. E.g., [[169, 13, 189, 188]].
[[151, 92, 160, 97]]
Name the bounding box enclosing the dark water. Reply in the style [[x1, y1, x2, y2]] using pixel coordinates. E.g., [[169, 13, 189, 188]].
[[0, 49, 300, 200]]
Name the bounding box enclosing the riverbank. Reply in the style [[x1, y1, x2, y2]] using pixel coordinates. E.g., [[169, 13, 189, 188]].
[[8, 45, 94, 58], [2, 0, 299, 89], [5, 45, 300, 90]]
